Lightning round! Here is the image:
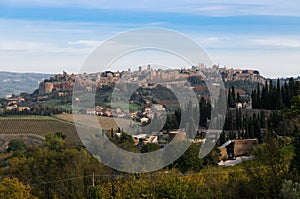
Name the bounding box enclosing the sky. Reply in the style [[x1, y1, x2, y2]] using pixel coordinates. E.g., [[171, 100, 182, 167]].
[[0, 0, 300, 78]]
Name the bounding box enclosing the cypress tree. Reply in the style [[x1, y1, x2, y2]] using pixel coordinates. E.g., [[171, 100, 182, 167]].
[[261, 86, 267, 109], [252, 89, 258, 109], [257, 83, 261, 108], [228, 88, 234, 108], [276, 78, 284, 110], [231, 86, 236, 105], [237, 92, 241, 103], [289, 77, 295, 98]]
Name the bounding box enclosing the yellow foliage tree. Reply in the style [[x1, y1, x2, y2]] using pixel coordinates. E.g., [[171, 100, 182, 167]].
[[0, 177, 33, 199]]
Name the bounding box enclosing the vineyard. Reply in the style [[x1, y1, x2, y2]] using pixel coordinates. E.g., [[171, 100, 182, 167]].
[[54, 114, 132, 131], [0, 114, 133, 148], [0, 116, 80, 143]]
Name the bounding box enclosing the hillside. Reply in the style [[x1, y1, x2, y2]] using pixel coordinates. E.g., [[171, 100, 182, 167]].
[[0, 116, 80, 143], [0, 115, 132, 145], [0, 71, 52, 98]]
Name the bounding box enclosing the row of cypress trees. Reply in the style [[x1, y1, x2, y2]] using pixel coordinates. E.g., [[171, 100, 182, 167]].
[[251, 77, 300, 110]]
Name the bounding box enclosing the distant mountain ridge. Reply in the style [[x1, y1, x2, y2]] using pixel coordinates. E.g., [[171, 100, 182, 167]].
[[0, 71, 53, 98]]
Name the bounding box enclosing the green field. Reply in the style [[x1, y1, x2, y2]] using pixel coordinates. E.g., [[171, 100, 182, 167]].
[[105, 102, 140, 111], [43, 99, 72, 111]]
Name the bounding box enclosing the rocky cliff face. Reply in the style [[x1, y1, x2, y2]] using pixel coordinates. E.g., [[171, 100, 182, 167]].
[[39, 82, 54, 94], [38, 81, 74, 94]]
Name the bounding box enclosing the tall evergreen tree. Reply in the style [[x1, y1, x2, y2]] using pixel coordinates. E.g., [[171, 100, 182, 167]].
[[228, 88, 233, 108], [257, 83, 261, 108], [251, 89, 258, 109], [276, 78, 284, 110], [231, 86, 236, 105], [289, 77, 295, 98]]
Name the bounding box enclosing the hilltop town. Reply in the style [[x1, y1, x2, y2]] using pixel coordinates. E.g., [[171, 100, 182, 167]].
[[0, 65, 266, 119], [38, 65, 265, 94]]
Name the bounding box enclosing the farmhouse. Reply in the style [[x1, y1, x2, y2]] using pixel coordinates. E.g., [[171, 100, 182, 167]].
[[86, 108, 96, 115], [18, 107, 30, 112], [219, 139, 258, 160]]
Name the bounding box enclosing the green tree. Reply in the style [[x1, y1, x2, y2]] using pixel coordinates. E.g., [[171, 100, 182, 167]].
[[290, 126, 300, 177], [44, 133, 65, 152], [6, 140, 26, 152], [280, 180, 300, 199], [288, 95, 300, 118], [249, 131, 293, 198], [141, 143, 160, 153], [7, 146, 105, 198], [231, 86, 236, 105], [203, 146, 221, 166], [172, 143, 203, 173], [257, 83, 261, 108], [54, 132, 66, 140], [228, 86, 236, 108], [89, 186, 102, 199], [252, 89, 258, 108], [119, 132, 134, 144], [276, 78, 284, 110], [0, 177, 33, 199]]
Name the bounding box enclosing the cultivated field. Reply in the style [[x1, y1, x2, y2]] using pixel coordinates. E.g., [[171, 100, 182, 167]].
[[0, 116, 80, 143], [0, 114, 132, 148], [54, 114, 132, 131]]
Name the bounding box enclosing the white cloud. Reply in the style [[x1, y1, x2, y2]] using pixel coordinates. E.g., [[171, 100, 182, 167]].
[[0, 40, 93, 54], [203, 37, 224, 43], [196, 5, 229, 12], [252, 39, 300, 48], [68, 40, 103, 48], [194, 35, 300, 50], [0, 41, 46, 52]]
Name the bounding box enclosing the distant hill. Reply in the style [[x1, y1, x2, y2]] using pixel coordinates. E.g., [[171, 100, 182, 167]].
[[267, 76, 300, 87], [0, 71, 52, 98]]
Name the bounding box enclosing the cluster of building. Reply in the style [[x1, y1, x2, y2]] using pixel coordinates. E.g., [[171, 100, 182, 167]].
[[219, 67, 265, 83], [39, 71, 76, 94], [83, 102, 166, 124], [3, 95, 30, 112], [130, 103, 166, 124], [38, 65, 220, 95], [85, 106, 127, 118], [39, 65, 265, 95], [130, 128, 258, 162], [235, 102, 251, 109], [132, 130, 188, 147]]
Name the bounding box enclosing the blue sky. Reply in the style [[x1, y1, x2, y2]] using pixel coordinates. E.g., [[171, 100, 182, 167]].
[[0, 0, 300, 77]]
